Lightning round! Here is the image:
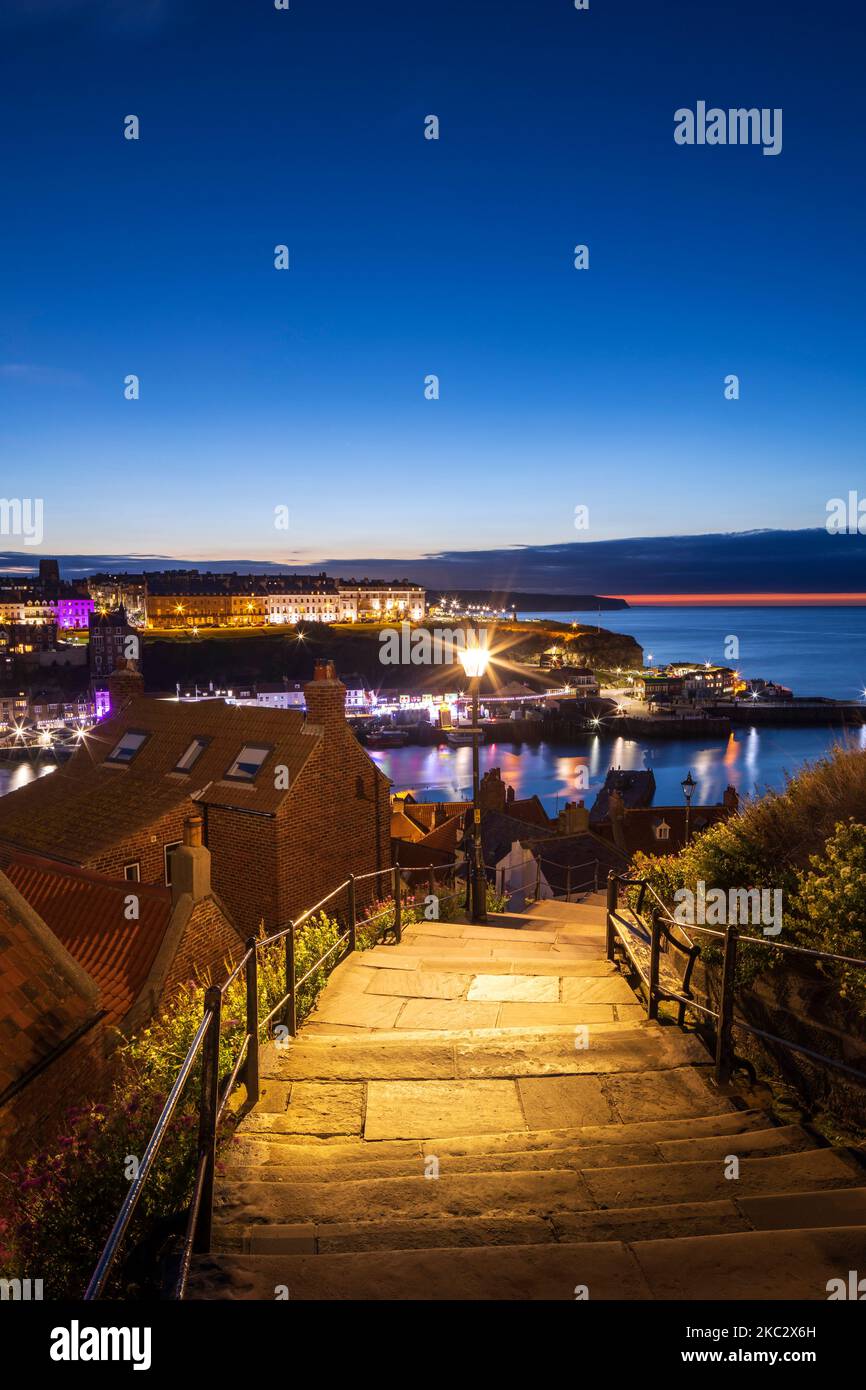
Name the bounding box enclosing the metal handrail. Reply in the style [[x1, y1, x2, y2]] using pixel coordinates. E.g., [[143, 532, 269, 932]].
[[86, 855, 464, 1300], [606, 870, 866, 1086], [84, 1007, 215, 1300]]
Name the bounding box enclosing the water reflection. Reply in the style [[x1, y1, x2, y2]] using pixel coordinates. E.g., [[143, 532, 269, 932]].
[[369, 725, 863, 813]]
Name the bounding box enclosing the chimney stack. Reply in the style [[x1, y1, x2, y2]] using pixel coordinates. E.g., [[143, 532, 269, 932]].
[[107, 657, 145, 713], [479, 767, 507, 814], [607, 789, 627, 853], [723, 784, 739, 813], [303, 660, 347, 732], [558, 800, 590, 835], [171, 813, 211, 906]]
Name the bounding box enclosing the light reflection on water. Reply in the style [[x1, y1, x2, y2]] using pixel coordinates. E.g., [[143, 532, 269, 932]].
[[368, 725, 866, 813]]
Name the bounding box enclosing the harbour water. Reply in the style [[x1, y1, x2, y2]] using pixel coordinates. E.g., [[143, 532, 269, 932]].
[[369, 724, 866, 813]]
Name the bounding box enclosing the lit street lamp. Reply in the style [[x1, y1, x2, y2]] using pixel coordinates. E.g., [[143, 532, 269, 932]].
[[681, 769, 697, 845], [458, 632, 491, 923]]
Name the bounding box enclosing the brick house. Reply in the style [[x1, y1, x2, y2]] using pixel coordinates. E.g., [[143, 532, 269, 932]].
[[0, 659, 391, 937], [0, 819, 242, 1164]]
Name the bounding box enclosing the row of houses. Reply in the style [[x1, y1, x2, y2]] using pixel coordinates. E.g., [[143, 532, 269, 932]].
[[0, 659, 392, 1163], [391, 766, 738, 911], [0, 563, 427, 632]]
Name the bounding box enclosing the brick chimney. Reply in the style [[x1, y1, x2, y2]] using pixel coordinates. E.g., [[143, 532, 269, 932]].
[[303, 659, 347, 731], [558, 800, 590, 835], [479, 767, 507, 814], [107, 657, 145, 712], [171, 813, 211, 906], [723, 784, 739, 813], [607, 788, 627, 852]]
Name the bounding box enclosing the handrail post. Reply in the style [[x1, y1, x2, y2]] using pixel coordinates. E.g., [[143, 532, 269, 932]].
[[393, 864, 402, 943], [715, 922, 739, 1083], [593, 859, 599, 892], [244, 938, 260, 1106], [347, 874, 357, 953], [535, 857, 541, 902], [428, 866, 435, 905], [605, 870, 617, 960], [566, 865, 572, 903], [193, 986, 222, 1254], [285, 921, 296, 1036], [648, 908, 662, 1020]]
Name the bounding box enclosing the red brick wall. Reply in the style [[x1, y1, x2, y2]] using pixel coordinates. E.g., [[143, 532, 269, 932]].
[[163, 896, 243, 996], [201, 728, 389, 937], [85, 803, 194, 885], [0, 1020, 108, 1168]]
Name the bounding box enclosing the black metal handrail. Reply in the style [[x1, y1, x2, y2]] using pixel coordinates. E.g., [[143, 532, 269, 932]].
[[605, 870, 866, 1086], [85, 855, 462, 1302]]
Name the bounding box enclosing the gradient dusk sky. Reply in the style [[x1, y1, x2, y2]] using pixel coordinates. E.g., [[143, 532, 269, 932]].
[[1, 0, 864, 566]]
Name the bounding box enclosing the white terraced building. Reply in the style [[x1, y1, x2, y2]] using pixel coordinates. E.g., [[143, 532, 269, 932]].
[[265, 583, 426, 624]]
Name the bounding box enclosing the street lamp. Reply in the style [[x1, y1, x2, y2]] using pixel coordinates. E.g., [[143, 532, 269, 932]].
[[458, 632, 491, 922], [681, 769, 697, 845]]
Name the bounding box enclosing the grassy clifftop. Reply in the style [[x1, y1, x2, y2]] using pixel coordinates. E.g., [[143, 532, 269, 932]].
[[141, 619, 643, 691]]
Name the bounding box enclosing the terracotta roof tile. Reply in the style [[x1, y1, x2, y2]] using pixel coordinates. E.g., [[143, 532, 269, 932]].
[[0, 877, 99, 1097], [0, 764, 193, 862], [3, 854, 174, 1027]]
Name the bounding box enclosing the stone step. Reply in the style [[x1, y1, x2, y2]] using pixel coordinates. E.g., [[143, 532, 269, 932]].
[[214, 1147, 862, 1229], [259, 1024, 712, 1083], [580, 1146, 864, 1210], [188, 1224, 866, 1300], [212, 1185, 866, 1258], [356, 952, 619, 978], [224, 1106, 776, 1168], [240, 1064, 731, 1142], [223, 1124, 816, 1184]]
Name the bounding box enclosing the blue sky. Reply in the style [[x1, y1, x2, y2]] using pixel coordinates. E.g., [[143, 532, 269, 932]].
[[1, 0, 864, 565]]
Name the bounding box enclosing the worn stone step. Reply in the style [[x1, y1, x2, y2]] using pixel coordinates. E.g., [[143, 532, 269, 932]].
[[225, 1107, 775, 1170], [214, 1185, 866, 1258], [358, 953, 618, 978], [188, 1224, 866, 1300], [215, 1145, 860, 1229], [223, 1122, 817, 1184], [580, 1147, 864, 1210], [214, 1165, 596, 1225], [261, 1025, 711, 1083]]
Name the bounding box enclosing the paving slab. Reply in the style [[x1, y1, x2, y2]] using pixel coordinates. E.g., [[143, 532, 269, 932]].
[[188, 1241, 653, 1300], [553, 1199, 749, 1245], [631, 1226, 866, 1300], [271, 1040, 456, 1081], [394, 999, 500, 1031], [517, 1075, 615, 1129], [498, 1003, 616, 1027], [363, 969, 471, 1000], [316, 1214, 553, 1253], [354, 953, 422, 971], [561, 976, 636, 1005], [737, 1186, 866, 1230], [467, 974, 560, 1004], [364, 1079, 526, 1140], [243, 1082, 365, 1137], [309, 994, 406, 1030], [581, 1149, 863, 1210], [605, 1065, 726, 1123]]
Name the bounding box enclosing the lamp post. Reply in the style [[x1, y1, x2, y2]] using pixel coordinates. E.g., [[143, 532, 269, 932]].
[[459, 632, 491, 923], [681, 769, 696, 846]]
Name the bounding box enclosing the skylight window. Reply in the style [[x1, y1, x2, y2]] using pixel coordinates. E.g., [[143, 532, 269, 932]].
[[225, 744, 271, 781], [175, 736, 209, 773], [106, 729, 148, 765]]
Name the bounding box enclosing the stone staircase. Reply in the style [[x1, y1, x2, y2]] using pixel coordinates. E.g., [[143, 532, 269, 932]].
[[188, 894, 866, 1300]]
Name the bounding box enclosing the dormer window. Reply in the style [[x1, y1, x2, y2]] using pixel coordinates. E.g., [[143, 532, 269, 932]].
[[225, 744, 271, 781], [654, 820, 671, 842], [106, 729, 149, 765], [175, 736, 209, 773]]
